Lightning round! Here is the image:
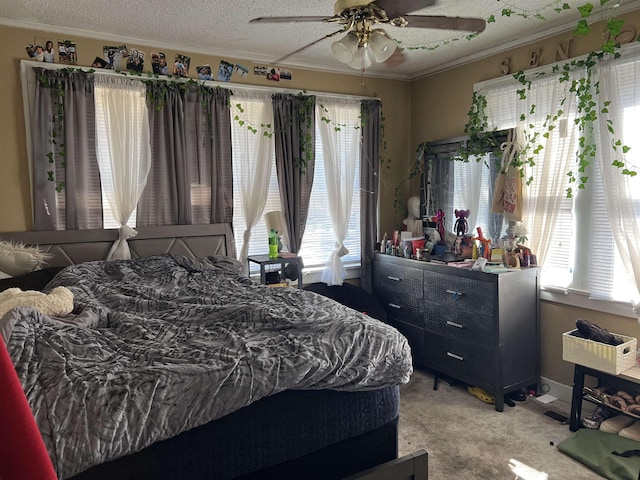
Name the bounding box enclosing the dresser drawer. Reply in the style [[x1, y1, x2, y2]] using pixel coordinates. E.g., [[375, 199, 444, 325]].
[[382, 295, 422, 328], [424, 333, 495, 384], [423, 270, 494, 317], [373, 262, 423, 299], [423, 300, 494, 345]]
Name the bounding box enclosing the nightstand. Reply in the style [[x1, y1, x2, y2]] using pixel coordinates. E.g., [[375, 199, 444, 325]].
[[247, 254, 303, 289]]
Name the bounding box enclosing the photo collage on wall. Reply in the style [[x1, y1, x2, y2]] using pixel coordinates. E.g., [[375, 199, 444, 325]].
[[100, 45, 144, 72], [25, 37, 68, 64], [23, 37, 294, 83], [254, 65, 292, 81]]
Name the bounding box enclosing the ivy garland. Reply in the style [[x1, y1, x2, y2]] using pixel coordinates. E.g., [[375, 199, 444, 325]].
[[35, 67, 88, 193], [464, 0, 637, 198], [382, 0, 640, 226], [232, 92, 318, 171]]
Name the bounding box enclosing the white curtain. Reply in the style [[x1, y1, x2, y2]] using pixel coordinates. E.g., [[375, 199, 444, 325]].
[[232, 92, 275, 272], [94, 76, 151, 260], [594, 55, 640, 313], [478, 72, 578, 265], [318, 97, 360, 285]]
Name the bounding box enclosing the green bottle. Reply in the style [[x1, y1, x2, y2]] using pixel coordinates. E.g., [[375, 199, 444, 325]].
[[268, 229, 279, 259]]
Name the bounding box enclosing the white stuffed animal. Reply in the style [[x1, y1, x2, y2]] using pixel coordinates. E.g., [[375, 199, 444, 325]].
[[0, 286, 74, 318]]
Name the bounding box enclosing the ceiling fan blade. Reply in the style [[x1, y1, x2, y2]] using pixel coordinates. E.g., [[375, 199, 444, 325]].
[[274, 29, 347, 64], [402, 15, 486, 32], [250, 16, 334, 24], [374, 0, 437, 17], [384, 48, 408, 68]]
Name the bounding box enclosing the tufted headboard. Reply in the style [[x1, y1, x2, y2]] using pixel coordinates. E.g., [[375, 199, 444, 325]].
[[0, 224, 236, 267]]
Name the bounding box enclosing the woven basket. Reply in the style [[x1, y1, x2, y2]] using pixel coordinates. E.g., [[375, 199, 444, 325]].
[[562, 330, 637, 375]]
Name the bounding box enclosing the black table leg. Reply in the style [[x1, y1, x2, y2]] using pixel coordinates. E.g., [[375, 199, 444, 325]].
[[570, 364, 585, 432]]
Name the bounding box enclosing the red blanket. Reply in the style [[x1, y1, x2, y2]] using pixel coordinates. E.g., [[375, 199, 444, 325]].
[[0, 337, 57, 480]]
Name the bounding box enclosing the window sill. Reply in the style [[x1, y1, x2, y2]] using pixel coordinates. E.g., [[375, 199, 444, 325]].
[[541, 287, 637, 319], [300, 262, 361, 285]]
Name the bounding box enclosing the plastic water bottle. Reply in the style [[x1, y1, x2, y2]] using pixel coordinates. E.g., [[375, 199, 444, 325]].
[[268, 229, 279, 259]]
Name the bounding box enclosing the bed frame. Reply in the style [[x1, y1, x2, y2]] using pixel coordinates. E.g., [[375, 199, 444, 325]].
[[0, 224, 236, 267], [1, 224, 428, 480]]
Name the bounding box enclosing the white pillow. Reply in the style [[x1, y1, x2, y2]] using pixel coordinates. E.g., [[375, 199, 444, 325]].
[[0, 241, 51, 276]]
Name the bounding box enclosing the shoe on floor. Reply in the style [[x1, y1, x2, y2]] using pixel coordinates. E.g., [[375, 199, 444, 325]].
[[600, 415, 636, 434], [467, 386, 495, 404]]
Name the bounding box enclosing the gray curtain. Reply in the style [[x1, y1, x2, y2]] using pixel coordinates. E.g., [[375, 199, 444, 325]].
[[191, 87, 233, 225], [360, 99, 381, 293], [138, 84, 233, 233], [32, 68, 102, 230], [272, 93, 316, 278], [138, 85, 189, 226]]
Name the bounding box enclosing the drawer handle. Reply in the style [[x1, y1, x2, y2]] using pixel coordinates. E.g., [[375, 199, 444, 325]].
[[387, 276, 401, 282], [388, 303, 401, 309], [446, 320, 464, 329], [446, 289, 463, 300], [447, 352, 464, 361]]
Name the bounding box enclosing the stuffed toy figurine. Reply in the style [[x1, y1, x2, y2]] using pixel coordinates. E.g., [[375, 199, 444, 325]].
[[0, 286, 74, 319], [454, 209, 470, 236]]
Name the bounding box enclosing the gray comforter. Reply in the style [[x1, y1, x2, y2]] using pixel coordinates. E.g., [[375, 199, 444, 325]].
[[2, 254, 412, 479]]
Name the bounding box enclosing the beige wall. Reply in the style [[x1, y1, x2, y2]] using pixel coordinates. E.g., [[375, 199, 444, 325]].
[[411, 9, 640, 387], [3, 14, 640, 388]]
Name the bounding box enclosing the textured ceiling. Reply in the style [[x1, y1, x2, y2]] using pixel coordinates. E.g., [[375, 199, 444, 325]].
[[3, 0, 640, 80]]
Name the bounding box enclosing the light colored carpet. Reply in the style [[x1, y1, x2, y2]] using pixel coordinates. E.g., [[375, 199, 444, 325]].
[[398, 369, 603, 479]]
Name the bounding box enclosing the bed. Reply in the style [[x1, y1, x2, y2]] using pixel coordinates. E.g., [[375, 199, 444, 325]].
[[0, 224, 415, 480]]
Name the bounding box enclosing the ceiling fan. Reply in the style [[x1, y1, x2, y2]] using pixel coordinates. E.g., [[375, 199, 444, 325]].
[[249, 0, 486, 70]]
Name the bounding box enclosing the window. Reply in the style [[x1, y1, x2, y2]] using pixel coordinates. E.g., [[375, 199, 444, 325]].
[[230, 95, 362, 274], [475, 47, 640, 309], [299, 97, 361, 270]]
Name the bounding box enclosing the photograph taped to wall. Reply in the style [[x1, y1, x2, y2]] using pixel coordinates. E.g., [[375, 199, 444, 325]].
[[103, 45, 127, 70], [126, 48, 145, 72], [58, 40, 77, 65], [197, 64, 213, 81], [217, 60, 233, 82], [173, 53, 190, 77], [233, 63, 248, 78], [150, 52, 168, 75], [35, 36, 55, 63]]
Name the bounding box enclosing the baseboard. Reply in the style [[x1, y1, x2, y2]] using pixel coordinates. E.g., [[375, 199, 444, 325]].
[[541, 376, 573, 404], [541, 376, 595, 415]]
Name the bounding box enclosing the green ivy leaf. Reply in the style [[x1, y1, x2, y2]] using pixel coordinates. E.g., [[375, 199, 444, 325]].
[[487, 14, 496, 23], [607, 19, 625, 37], [574, 19, 591, 36], [578, 3, 594, 18]]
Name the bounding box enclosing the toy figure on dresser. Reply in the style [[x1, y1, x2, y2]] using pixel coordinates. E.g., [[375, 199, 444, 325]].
[[474, 227, 492, 260], [454, 209, 470, 237], [401, 196, 423, 237]]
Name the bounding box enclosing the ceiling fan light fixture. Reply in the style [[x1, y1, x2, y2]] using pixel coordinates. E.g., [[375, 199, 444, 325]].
[[331, 31, 359, 64], [369, 29, 397, 63], [348, 46, 373, 70]]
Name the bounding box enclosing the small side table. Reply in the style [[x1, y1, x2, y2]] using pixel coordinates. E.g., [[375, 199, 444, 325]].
[[247, 254, 303, 289]]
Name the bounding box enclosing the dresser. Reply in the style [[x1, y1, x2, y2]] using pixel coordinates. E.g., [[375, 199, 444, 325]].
[[373, 253, 540, 411]]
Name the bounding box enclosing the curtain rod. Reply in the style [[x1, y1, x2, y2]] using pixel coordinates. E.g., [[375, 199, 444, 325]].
[[20, 59, 378, 102]]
